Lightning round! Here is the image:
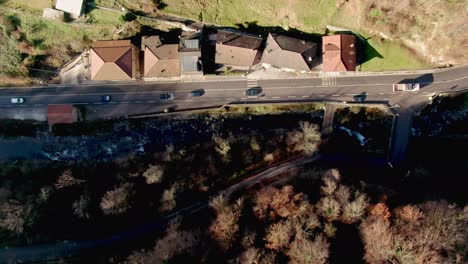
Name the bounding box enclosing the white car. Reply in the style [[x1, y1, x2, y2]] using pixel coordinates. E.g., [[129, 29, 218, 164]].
[[11, 97, 25, 104]]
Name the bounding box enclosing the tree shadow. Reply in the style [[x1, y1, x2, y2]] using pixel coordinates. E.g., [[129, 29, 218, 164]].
[[329, 223, 365, 264], [154, 0, 167, 10], [399, 73, 434, 88], [331, 30, 383, 65]]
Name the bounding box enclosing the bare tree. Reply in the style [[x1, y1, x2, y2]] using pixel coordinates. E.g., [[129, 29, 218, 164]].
[[209, 196, 243, 251], [287, 235, 330, 264], [55, 169, 84, 189], [126, 219, 200, 264], [264, 219, 294, 251], [142, 164, 164, 184], [100, 183, 133, 215], [287, 121, 321, 155], [316, 197, 341, 222], [342, 192, 368, 224], [238, 247, 261, 264], [253, 186, 304, 220], [0, 200, 28, 234], [159, 184, 177, 213], [73, 194, 91, 219], [213, 134, 231, 162]]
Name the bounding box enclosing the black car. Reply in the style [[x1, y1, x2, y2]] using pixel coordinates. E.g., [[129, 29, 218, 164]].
[[101, 95, 111, 102], [160, 92, 174, 101], [189, 89, 204, 97], [245, 87, 262, 96]]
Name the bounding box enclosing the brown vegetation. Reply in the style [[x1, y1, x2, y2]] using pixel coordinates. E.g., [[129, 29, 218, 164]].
[[126, 219, 200, 264], [0, 200, 28, 234], [208, 195, 244, 251], [100, 183, 133, 215], [360, 201, 466, 264]]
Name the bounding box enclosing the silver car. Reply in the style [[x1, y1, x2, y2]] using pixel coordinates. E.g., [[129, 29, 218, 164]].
[[11, 97, 25, 104]]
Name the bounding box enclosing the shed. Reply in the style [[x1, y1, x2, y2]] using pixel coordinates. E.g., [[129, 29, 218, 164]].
[[55, 0, 84, 18]]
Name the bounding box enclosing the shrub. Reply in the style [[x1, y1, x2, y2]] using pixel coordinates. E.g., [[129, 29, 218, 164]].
[[100, 183, 133, 215], [119, 12, 137, 22], [142, 164, 164, 184]]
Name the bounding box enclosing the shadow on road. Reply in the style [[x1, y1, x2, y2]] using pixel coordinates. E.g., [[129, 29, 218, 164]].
[[399, 73, 434, 88], [353, 91, 367, 102]]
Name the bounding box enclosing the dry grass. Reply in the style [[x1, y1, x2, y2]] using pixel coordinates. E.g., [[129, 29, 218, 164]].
[[100, 183, 133, 215]]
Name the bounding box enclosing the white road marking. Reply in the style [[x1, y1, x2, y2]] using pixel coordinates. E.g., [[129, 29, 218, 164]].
[[347, 93, 359, 96], [332, 94, 340, 97], [302, 95, 309, 98], [226, 98, 235, 100], [272, 96, 280, 99], [288, 95, 297, 98], [92, 102, 102, 105]]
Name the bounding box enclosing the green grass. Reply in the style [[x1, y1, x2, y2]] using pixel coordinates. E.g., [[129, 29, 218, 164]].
[[3, 0, 52, 12], [360, 37, 431, 71]]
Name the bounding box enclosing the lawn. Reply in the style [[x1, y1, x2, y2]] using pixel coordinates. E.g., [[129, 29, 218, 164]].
[[360, 36, 431, 71], [3, 0, 53, 12]]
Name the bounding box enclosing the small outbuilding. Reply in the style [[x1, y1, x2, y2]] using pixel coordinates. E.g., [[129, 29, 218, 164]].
[[55, 0, 85, 18], [42, 8, 65, 21]]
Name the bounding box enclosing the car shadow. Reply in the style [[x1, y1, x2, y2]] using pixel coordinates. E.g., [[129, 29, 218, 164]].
[[353, 91, 367, 102]]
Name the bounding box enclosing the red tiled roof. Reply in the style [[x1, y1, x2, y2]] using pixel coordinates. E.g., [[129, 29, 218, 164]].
[[90, 40, 133, 80], [322, 35, 356, 72], [48, 105, 75, 125]]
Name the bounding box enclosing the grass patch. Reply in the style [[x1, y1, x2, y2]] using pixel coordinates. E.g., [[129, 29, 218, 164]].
[[360, 37, 430, 71], [3, 0, 52, 12]]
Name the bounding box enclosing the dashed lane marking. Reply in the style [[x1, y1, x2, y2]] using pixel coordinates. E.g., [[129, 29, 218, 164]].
[[288, 95, 297, 98], [332, 94, 340, 97], [272, 96, 280, 99], [302, 95, 309, 98]]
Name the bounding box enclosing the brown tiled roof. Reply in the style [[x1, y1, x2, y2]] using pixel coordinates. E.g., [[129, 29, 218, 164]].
[[143, 45, 180, 77], [90, 40, 134, 80], [261, 33, 317, 71], [322, 35, 356, 72], [48, 105, 75, 125], [216, 30, 263, 49], [215, 30, 263, 67]]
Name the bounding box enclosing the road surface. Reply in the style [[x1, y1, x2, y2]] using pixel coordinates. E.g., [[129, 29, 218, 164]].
[[0, 65, 467, 167]]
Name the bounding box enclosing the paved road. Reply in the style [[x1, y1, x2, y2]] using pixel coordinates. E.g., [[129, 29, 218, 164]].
[[0, 65, 467, 167]]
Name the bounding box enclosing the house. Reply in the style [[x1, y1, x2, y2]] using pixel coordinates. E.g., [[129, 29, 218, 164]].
[[55, 0, 84, 18], [89, 40, 137, 81], [322, 35, 357, 72], [261, 33, 317, 72], [178, 32, 203, 76], [47, 105, 79, 126], [215, 30, 263, 70], [142, 36, 180, 78]]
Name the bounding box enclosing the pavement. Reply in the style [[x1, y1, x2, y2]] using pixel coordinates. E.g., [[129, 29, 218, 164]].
[[0, 65, 467, 167]]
